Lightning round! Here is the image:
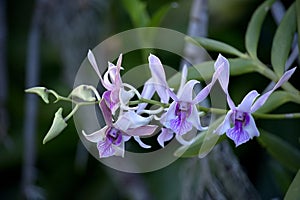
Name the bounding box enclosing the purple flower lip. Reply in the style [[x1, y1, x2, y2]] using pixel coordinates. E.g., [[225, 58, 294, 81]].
[[106, 127, 122, 145]]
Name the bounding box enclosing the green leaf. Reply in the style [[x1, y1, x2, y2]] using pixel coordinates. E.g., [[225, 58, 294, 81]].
[[297, 0, 300, 56], [174, 115, 225, 157], [198, 116, 225, 158], [186, 36, 245, 58], [284, 169, 300, 200], [257, 130, 300, 172], [121, 0, 150, 27], [245, 0, 275, 58], [256, 91, 295, 113], [43, 108, 68, 144], [69, 85, 97, 102], [147, 4, 170, 27], [271, 3, 297, 76], [25, 87, 50, 104]]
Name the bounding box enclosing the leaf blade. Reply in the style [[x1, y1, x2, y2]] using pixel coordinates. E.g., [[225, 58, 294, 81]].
[[245, 0, 276, 58], [257, 130, 300, 172], [186, 36, 245, 57], [271, 3, 297, 76], [284, 169, 300, 200]]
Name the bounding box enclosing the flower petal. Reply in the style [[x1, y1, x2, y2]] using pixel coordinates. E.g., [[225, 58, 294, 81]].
[[244, 114, 260, 138], [187, 104, 206, 131], [126, 125, 158, 136], [161, 101, 177, 128], [87, 50, 104, 83], [178, 80, 199, 102], [251, 67, 296, 112], [214, 110, 233, 135], [137, 79, 156, 113], [148, 54, 169, 103], [97, 138, 115, 158], [157, 128, 174, 147], [99, 99, 113, 125], [236, 90, 259, 112], [177, 65, 188, 96], [82, 126, 108, 143], [193, 62, 223, 104], [134, 136, 151, 148], [214, 54, 230, 93], [115, 110, 153, 130], [226, 126, 250, 147]]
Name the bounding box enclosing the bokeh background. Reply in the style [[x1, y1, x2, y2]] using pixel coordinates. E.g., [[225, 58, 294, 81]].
[[1, 0, 299, 199]]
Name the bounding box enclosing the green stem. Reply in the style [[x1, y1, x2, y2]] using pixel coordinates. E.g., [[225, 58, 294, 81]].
[[130, 98, 169, 108], [65, 104, 79, 121], [253, 112, 300, 119]]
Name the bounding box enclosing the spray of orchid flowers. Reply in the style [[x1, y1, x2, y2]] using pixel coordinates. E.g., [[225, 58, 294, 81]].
[[26, 50, 296, 158]]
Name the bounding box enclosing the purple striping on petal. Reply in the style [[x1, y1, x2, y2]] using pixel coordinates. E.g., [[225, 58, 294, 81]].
[[227, 121, 250, 146]]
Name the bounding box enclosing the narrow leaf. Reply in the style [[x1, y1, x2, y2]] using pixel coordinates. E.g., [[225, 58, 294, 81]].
[[198, 116, 225, 158], [284, 169, 300, 200], [271, 3, 296, 76], [297, 0, 300, 55], [186, 36, 245, 58], [257, 130, 300, 172], [121, 0, 150, 27], [43, 108, 68, 144], [147, 4, 170, 27], [245, 0, 275, 58], [174, 115, 225, 157]]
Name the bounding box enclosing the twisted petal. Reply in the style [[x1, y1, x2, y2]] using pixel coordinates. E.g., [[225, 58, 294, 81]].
[[157, 128, 174, 147], [214, 54, 230, 93], [134, 136, 151, 148], [251, 67, 296, 112], [214, 110, 233, 135], [178, 80, 199, 102], [237, 90, 259, 113], [148, 54, 169, 103], [193, 62, 223, 104], [137, 79, 155, 113]]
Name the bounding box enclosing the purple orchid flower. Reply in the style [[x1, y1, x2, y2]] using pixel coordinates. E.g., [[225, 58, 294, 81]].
[[157, 57, 225, 147], [82, 100, 157, 158], [214, 54, 296, 146], [88, 50, 134, 115]]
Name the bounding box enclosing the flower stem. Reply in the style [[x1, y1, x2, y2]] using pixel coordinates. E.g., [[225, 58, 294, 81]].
[[252, 112, 300, 119], [129, 98, 169, 108]]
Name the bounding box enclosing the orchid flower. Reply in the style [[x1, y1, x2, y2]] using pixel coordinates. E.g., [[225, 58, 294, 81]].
[[87, 50, 134, 115], [214, 54, 296, 146], [158, 56, 225, 147], [137, 54, 170, 113], [82, 100, 157, 158]]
